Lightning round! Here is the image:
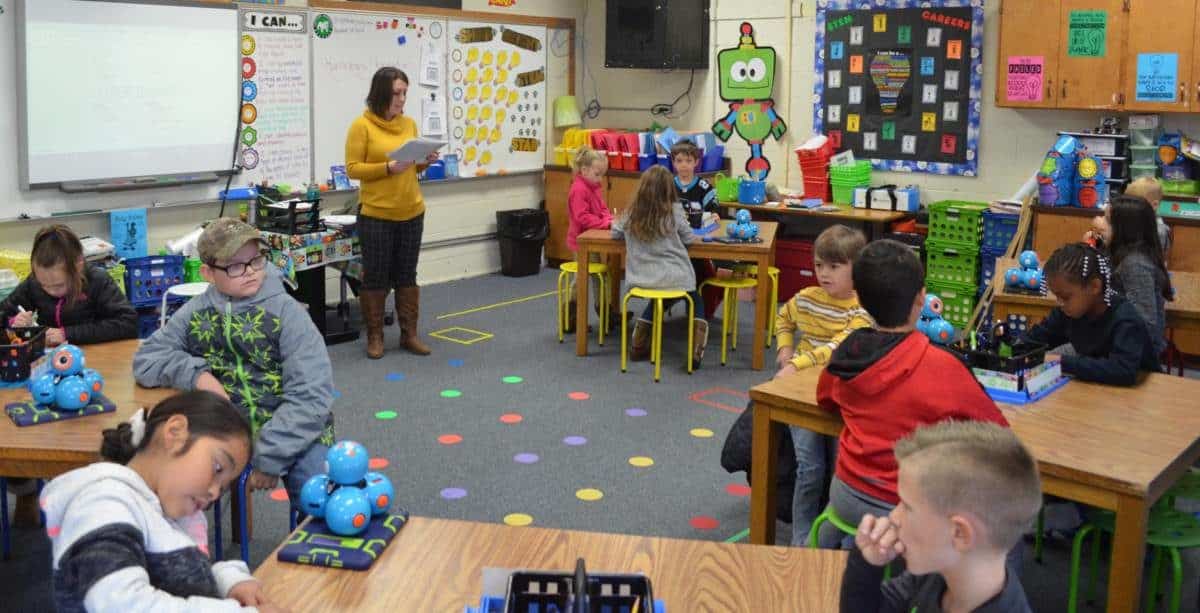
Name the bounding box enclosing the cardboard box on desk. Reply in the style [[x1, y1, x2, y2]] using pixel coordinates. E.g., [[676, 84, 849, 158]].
[[852, 185, 920, 212]]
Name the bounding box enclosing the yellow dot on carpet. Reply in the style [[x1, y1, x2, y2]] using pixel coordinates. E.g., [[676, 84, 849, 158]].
[[628, 456, 655, 467], [504, 513, 534, 526], [575, 488, 604, 501], [690, 428, 715, 438]]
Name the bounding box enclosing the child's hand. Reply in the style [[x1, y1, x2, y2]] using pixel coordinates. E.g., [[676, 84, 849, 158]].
[[45, 328, 66, 347], [194, 372, 231, 400], [11, 310, 33, 328], [774, 363, 797, 380], [228, 580, 273, 607], [855, 514, 904, 567], [387, 160, 414, 175], [775, 346, 795, 367], [247, 469, 279, 491]]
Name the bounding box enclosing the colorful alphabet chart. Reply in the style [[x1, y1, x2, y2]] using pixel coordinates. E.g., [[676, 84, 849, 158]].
[[814, 1, 984, 176]]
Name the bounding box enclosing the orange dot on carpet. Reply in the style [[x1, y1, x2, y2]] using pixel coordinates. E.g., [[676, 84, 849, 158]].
[[269, 488, 289, 502], [499, 413, 523, 424], [369, 457, 389, 469], [725, 483, 752, 497], [567, 391, 590, 400], [438, 434, 464, 445], [690, 515, 719, 530]]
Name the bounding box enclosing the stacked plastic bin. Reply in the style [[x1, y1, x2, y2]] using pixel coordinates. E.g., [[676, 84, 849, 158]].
[[795, 139, 834, 201], [829, 161, 871, 205], [123, 255, 186, 338], [978, 210, 1022, 326], [1129, 123, 1159, 181], [924, 201, 988, 329]]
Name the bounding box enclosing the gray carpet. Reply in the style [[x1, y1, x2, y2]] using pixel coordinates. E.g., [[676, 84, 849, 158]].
[[3, 267, 1198, 612]]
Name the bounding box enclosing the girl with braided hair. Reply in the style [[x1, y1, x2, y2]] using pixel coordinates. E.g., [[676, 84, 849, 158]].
[[1025, 243, 1161, 385]]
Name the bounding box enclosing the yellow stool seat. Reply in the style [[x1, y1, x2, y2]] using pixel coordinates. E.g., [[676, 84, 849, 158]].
[[700, 276, 759, 366], [621, 287, 694, 381], [738, 265, 781, 347], [556, 262, 610, 345]]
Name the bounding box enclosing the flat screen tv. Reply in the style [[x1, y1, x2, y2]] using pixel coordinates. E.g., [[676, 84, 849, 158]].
[[605, 0, 710, 70]]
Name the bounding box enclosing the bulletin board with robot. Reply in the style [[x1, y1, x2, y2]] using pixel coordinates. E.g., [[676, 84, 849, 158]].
[[813, 1, 984, 176]]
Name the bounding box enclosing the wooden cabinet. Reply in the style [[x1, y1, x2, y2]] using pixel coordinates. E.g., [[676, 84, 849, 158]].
[[1123, 0, 1196, 112], [995, 0, 1061, 108], [1032, 205, 1200, 273]]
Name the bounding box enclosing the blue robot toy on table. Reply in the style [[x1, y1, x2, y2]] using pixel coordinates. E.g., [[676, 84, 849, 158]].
[[726, 209, 760, 241], [1005, 250, 1045, 294], [916, 294, 955, 345], [28, 344, 105, 412], [299, 440, 395, 536]]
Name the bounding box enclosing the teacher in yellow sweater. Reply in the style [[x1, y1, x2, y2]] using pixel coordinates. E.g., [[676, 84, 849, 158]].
[[346, 67, 438, 359]]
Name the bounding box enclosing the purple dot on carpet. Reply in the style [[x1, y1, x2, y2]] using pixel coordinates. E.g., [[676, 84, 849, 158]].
[[563, 436, 588, 446], [514, 453, 540, 464], [440, 487, 467, 500], [625, 408, 647, 417]]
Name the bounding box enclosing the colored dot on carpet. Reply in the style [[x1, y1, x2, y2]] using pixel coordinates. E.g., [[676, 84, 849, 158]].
[[438, 434, 463, 445], [567, 391, 590, 401], [563, 436, 588, 446], [332, 389, 342, 399], [628, 456, 655, 468], [513, 452, 540, 464], [499, 413, 523, 424], [690, 428, 715, 438], [269, 488, 289, 502], [385, 372, 405, 381], [576, 488, 604, 502], [504, 513, 534, 527], [625, 407, 647, 417], [374, 410, 398, 420], [725, 483, 752, 497], [368, 457, 389, 470], [501, 376, 523, 384], [690, 515, 720, 530], [440, 389, 462, 398], [448, 359, 465, 367], [440, 487, 468, 500]]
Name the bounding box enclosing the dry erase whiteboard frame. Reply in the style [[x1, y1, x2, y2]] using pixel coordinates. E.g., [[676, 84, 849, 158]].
[[15, 0, 242, 191]]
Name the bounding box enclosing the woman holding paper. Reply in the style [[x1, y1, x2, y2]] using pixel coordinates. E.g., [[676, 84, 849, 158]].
[[345, 67, 439, 359]]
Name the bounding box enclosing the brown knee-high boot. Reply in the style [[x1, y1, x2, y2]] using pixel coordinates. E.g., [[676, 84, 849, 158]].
[[395, 286, 431, 355], [360, 289, 389, 359]]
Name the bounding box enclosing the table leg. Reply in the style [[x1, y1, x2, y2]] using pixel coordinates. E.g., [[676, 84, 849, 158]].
[[751, 255, 769, 370], [750, 401, 780, 545], [1105, 494, 1148, 613], [575, 246, 590, 357]]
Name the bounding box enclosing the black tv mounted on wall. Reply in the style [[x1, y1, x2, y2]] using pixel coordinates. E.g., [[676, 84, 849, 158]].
[[605, 0, 710, 70]]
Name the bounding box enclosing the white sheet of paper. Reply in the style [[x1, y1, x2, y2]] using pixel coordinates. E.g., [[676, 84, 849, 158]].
[[388, 137, 447, 163]]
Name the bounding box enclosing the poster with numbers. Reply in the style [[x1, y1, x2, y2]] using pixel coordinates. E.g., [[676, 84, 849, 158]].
[[813, 1, 984, 176], [446, 20, 546, 177]]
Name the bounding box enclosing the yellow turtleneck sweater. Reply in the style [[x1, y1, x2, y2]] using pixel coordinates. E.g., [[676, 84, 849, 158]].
[[344, 110, 426, 221]]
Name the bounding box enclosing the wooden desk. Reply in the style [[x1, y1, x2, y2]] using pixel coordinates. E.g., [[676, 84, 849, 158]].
[[575, 220, 777, 370], [747, 367, 1200, 613], [253, 516, 847, 611], [1031, 205, 1200, 273], [989, 258, 1200, 353], [0, 339, 174, 479], [720, 201, 909, 241]]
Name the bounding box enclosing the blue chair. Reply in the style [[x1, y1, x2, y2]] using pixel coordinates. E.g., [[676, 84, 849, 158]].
[[211, 466, 301, 563]]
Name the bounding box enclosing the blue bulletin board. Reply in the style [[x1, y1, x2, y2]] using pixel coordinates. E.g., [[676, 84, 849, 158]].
[[813, 0, 985, 176]]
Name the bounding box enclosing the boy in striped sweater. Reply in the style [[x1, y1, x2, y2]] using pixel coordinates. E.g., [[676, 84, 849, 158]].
[[774, 224, 873, 545]]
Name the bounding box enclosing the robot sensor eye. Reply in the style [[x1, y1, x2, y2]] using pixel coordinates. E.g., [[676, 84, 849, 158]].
[[748, 59, 767, 82], [730, 61, 748, 83]]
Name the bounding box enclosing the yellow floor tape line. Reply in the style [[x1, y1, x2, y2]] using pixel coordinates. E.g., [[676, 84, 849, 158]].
[[436, 290, 556, 320]]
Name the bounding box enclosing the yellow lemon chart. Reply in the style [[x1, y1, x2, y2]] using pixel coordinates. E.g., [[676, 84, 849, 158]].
[[481, 67, 494, 84], [480, 151, 493, 165], [464, 125, 477, 140], [509, 52, 521, 69], [508, 90, 519, 106], [480, 106, 493, 121], [476, 129, 489, 145], [464, 147, 477, 162], [497, 50, 508, 66], [495, 69, 508, 85], [466, 105, 478, 121], [482, 50, 493, 66], [465, 84, 478, 102], [465, 67, 478, 83], [490, 126, 503, 143], [495, 108, 506, 124], [480, 85, 493, 102], [495, 86, 508, 104], [466, 47, 479, 64]]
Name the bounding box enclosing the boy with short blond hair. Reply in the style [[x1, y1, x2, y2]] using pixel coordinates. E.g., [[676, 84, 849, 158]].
[[842, 420, 1041, 612], [1124, 176, 1172, 254]]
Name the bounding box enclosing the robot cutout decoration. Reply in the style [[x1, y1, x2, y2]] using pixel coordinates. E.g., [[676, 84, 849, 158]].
[[712, 22, 788, 181]]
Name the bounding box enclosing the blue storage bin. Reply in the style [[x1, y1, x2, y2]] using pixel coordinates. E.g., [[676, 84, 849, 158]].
[[656, 154, 673, 173], [981, 211, 1020, 253], [124, 255, 185, 308], [701, 145, 725, 172], [465, 596, 666, 613], [638, 154, 657, 171], [980, 250, 1000, 290]]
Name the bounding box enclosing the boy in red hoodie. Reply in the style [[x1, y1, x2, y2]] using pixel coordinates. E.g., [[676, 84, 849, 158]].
[[565, 146, 617, 331], [814, 239, 1008, 548]]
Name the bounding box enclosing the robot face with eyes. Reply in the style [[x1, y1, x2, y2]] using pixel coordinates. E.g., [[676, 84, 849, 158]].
[[921, 294, 944, 319]]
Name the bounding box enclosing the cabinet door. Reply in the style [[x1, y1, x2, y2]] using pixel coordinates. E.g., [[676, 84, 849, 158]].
[[1123, 0, 1196, 111], [995, 0, 1060, 108], [606, 176, 640, 217], [1057, 0, 1126, 109], [543, 169, 574, 262]]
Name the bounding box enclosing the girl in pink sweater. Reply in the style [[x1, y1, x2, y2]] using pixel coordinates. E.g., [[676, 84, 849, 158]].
[[565, 147, 617, 331]]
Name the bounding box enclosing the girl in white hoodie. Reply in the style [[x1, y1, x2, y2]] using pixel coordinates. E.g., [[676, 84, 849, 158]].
[[42, 391, 287, 612]]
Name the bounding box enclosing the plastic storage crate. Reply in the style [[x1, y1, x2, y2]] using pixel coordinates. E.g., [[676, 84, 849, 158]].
[[980, 251, 999, 290], [980, 210, 1020, 253], [926, 280, 977, 329], [135, 300, 185, 339], [927, 200, 987, 247], [104, 264, 126, 296], [124, 255, 185, 308], [925, 240, 981, 286]]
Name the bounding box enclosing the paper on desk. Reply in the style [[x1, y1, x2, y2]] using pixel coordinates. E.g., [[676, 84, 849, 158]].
[[388, 137, 447, 163]]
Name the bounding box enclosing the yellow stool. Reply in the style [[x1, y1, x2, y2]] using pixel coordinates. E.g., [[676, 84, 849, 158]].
[[699, 276, 758, 366], [556, 262, 609, 345], [741, 265, 781, 347], [620, 288, 694, 382]]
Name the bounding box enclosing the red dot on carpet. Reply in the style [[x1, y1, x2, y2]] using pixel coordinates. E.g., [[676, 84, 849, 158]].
[[438, 434, 463, 445], [369, 457, 389, 470], [567, 391, 590, 400], [690, 515, 720, 530], [269, 488, 289, 502], [725, 483, 752, 497], [499, 413, 523, 424]]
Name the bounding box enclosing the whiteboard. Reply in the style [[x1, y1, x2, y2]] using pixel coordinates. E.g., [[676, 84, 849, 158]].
[[310, 10, 447, 187], [237, 8, 312, 189], [446, 21, 547, 177]]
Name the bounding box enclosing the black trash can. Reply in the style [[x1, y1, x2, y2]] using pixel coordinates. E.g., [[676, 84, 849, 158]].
[[496, 208, 549, 277]]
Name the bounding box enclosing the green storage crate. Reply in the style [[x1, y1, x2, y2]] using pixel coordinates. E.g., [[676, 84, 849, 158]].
[[1159, 179, 1199, 195], [184, 258, 203, 283], [829, 160, 871, 183], [925, 239, 980, 286], [928, 200, 987, 247], [831, 183, 857, 205], [926, 280, 977, 329], [106, 263, 126, 296]]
